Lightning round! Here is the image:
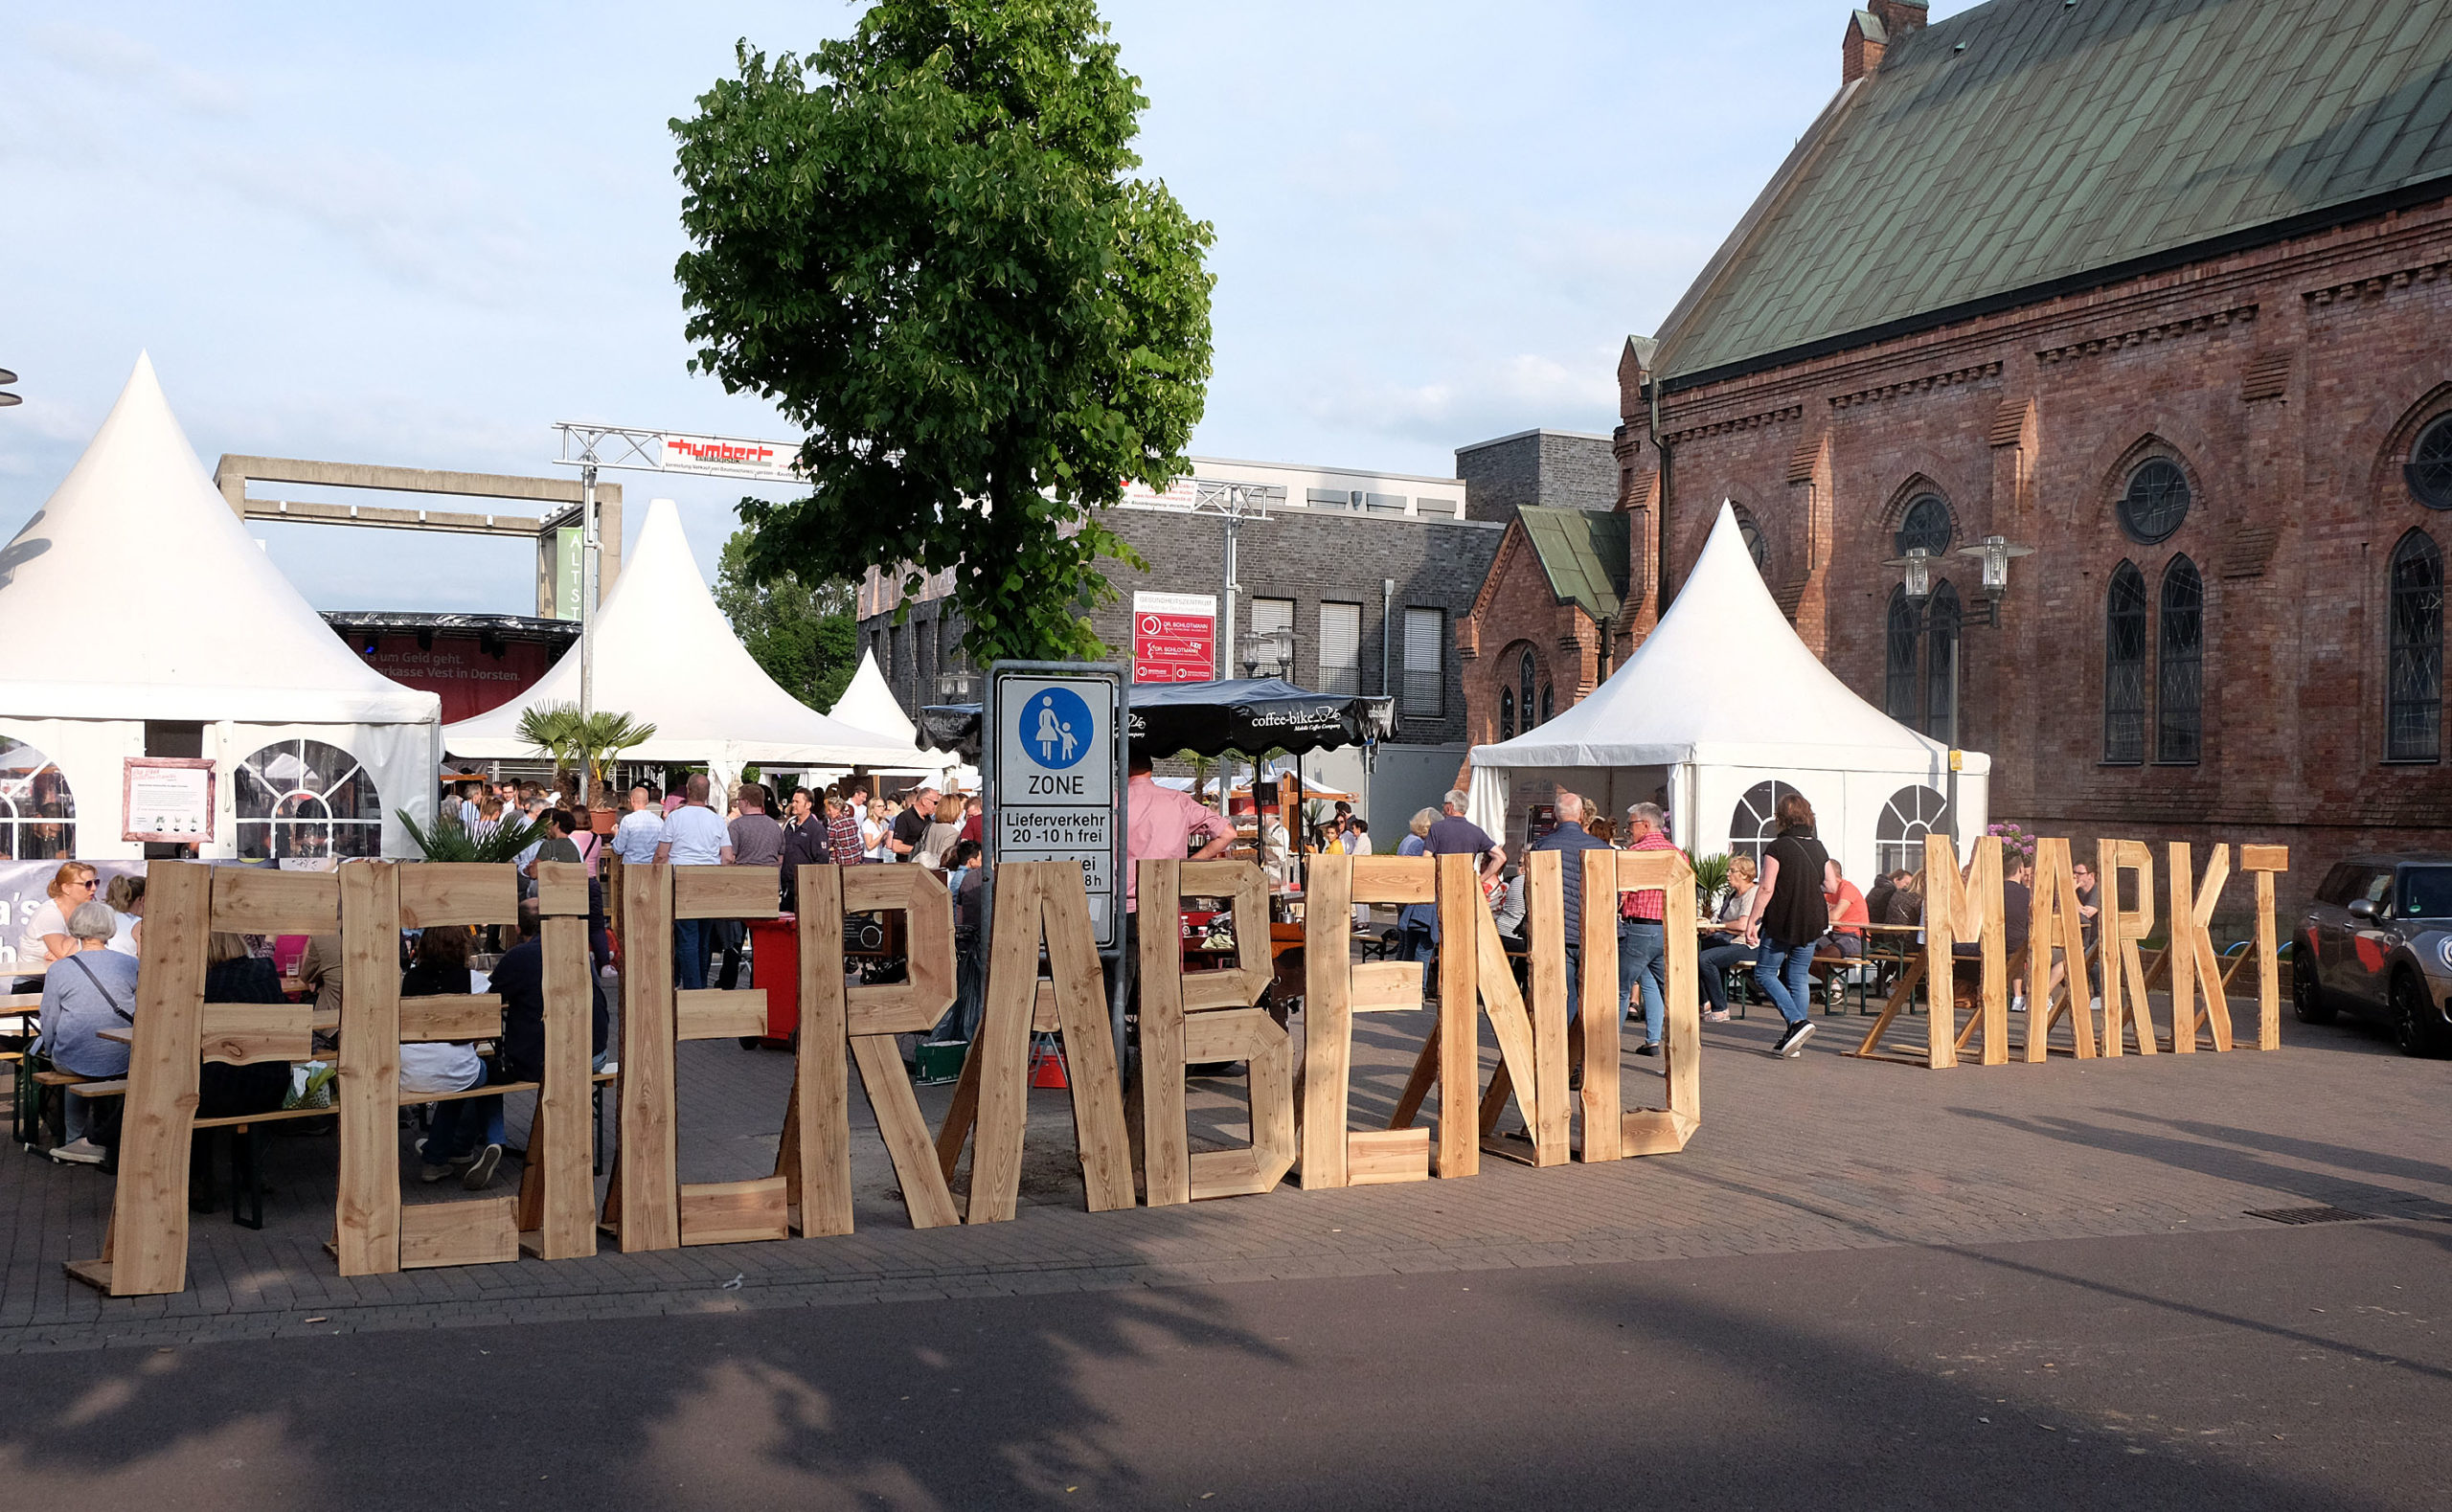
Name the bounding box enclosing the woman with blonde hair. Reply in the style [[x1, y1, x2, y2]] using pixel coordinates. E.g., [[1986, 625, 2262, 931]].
[[1696, 853, 1759, 1023], [18, 861, 98, 975], [861, 799, 894, 863]]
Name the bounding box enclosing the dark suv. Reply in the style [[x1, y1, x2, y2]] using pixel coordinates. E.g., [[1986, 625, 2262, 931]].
[[2294, 854, 2452, 1056]]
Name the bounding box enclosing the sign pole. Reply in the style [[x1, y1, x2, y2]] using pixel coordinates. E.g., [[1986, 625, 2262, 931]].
[[987, 661, 1130, 1063]]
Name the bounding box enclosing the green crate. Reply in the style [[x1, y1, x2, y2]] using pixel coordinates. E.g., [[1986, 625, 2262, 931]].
[[915, 1039, 968, 1085]]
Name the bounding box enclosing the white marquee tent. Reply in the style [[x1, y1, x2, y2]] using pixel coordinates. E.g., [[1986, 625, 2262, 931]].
[[827, 649, 968, 786], [0, 354, 442, 863], [443, 498, 924, 795], [1467, 503, 1990, 886]]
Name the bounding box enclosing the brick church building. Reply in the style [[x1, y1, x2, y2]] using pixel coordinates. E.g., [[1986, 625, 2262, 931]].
[[1464, 0, 2452, 908]]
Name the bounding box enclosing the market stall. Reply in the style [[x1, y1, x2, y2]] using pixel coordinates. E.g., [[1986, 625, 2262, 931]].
[[1465, 503, 1990, 884], [441, 499, 923, 795], [0, 354, 442, 866]]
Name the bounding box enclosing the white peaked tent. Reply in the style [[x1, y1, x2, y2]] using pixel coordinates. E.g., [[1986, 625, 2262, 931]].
[[0, 354, 441, 862], [1467, 503, 1989, 886], [827, 649, 965, 782], [443, 499, 924, 796]]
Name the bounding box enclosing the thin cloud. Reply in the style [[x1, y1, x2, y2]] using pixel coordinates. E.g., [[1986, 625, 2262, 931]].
[[25, 20, 247, 119]]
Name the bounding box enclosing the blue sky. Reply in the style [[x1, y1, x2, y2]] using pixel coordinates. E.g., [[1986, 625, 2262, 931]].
[[0, 0, 1970, 612]]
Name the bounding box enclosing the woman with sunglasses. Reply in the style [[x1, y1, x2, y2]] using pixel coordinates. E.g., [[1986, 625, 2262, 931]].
[[17, 861, 99, 984]]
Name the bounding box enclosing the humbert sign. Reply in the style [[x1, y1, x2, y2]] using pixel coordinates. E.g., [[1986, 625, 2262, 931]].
[[988, 663, 1127, 950]]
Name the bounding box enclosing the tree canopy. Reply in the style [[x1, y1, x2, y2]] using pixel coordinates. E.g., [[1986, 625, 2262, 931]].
[[714, 526, 861, 711], [672, 0, 1215, 664]]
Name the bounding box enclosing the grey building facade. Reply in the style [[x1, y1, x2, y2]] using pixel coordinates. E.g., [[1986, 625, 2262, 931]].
[[1454, 429, 1617, 530], [858, 477, 1504, 839]]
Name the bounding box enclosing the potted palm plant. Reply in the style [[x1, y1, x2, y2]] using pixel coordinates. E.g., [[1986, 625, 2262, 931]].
[[514, 703, 657, 828]]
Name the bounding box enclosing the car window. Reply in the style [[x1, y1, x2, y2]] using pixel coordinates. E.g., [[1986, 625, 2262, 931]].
[[2361, 869, 2395, 907], [2401, 867, 2452, 920], [2315, 863, 2357, 906]]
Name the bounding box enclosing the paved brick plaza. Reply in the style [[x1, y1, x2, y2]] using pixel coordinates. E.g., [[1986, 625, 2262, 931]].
[[6, 995, 2445, 1355]]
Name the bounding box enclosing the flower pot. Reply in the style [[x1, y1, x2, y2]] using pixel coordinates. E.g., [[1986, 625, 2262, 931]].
[[590, 807, 619, 835]]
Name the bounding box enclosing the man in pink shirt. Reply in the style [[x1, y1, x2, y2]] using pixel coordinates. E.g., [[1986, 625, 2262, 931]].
[[1125, 752, 1235, 913]]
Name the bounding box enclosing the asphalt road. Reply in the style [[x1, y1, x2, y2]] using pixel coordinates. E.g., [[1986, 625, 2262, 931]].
[[2, 1220, 2445, 1511]]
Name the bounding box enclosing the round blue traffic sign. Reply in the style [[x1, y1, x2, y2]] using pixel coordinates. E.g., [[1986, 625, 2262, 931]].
[[1020, 686, 1094, 770]]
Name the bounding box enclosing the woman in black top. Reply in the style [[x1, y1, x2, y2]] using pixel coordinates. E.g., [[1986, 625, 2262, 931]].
[[1740, 793, 1840, 1055]]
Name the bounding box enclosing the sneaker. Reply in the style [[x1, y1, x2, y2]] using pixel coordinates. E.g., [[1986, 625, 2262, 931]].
[[2009, 997, 2027, 1014], [48, 1139, 106, 1166], [1635, 1041, 1662, 1057], [463, 1142, 503, 1190], [1774, 1020, 1817, 1057], [419, 1161, 458, 1184], [1704, 1008, 1732, 1024]]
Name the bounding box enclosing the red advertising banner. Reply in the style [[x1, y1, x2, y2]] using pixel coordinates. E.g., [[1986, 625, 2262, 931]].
[[1132, 591, 1216, 683]]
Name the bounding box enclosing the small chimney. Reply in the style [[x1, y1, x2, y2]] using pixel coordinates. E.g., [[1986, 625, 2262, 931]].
[[1843, 1, 1927, 85]]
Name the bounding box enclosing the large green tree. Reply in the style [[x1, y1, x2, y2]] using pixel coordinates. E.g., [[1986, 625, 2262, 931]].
[[672, 0, 1215, 664], [714, 526, 862, 711]]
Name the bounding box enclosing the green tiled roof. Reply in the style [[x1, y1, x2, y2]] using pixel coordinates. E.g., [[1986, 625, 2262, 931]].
[[1656, 0, 2452, 385], [1518, 506, 1629, 623]]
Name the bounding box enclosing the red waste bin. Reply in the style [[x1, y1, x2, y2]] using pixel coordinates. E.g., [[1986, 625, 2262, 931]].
[[749, 914, 799, 1043]]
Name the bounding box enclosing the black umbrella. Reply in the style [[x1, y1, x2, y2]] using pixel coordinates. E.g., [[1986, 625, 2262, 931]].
[[918, 677, 1396, 761]]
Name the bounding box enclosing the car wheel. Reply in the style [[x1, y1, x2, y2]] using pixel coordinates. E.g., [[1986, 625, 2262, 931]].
[[2293, 955, 2335, 1023], [2391, 971, 2447, 1058]]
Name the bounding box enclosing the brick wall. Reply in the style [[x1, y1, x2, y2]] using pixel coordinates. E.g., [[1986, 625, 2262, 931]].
[[1510, 192, 2452, 918]]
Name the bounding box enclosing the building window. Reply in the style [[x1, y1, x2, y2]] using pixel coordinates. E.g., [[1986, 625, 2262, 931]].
[[0, 734, 75, 860], [1727, 779, 1800, 867], [1499, 686, 1515, 741], [1317, 602, 1362, 695], [2409, 415, 2452, 511], [235, 738, 383, 861], [2389, 530, 2442, 761], [1249, 597, 1295, 677], [1874, 784, 1952, 876], [2119, 459, 2191, 545], [1895, 494, 1952, 556], [2156, 555, 2204, 764], [1735, 511, 1771, 576], [1517, 647, 1537, 732], [1884, 587, 1919, 725], [1402, 608, 1444, 719], [1540, 682, 1554, 724], [1883, 582, 1957, 740], [2103, 561, 2148, 763], [1925, 581, 1961, 745]]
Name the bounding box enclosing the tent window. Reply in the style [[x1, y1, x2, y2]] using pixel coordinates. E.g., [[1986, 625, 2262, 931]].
[[1403, 608, 1443, 718], [1875, 784, 1953, 876], [1727, 779, 1799, 867], [1518, 648, 1537, 731], [1317, 602, 1362, 696], [1925, 581, 1960, 745], [1499, 686, 1515, 741], [2388, 530, 2442, 761], [0, 735, 76, 860], [235, 738, 384, 862], [2103, 560, 2147, 763], [2156, 555, 2203, 764]]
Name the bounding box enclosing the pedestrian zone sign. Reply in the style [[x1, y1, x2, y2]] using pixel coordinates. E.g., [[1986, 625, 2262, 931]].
[[988, 663, 1127, 950]]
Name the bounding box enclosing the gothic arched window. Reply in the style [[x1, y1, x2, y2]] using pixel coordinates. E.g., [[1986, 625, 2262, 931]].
[[1884, 587, 1919, 726], [2388, 530, 2443, 761], [2103, 561, 2147, 764], [2156, 555, 2204, 764], [1925, 581, 1961, 744]]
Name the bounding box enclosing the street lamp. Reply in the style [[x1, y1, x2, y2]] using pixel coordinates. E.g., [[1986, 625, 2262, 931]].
[[1882, 532, 2031, 848], [1242, 624, 1294, 680]]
